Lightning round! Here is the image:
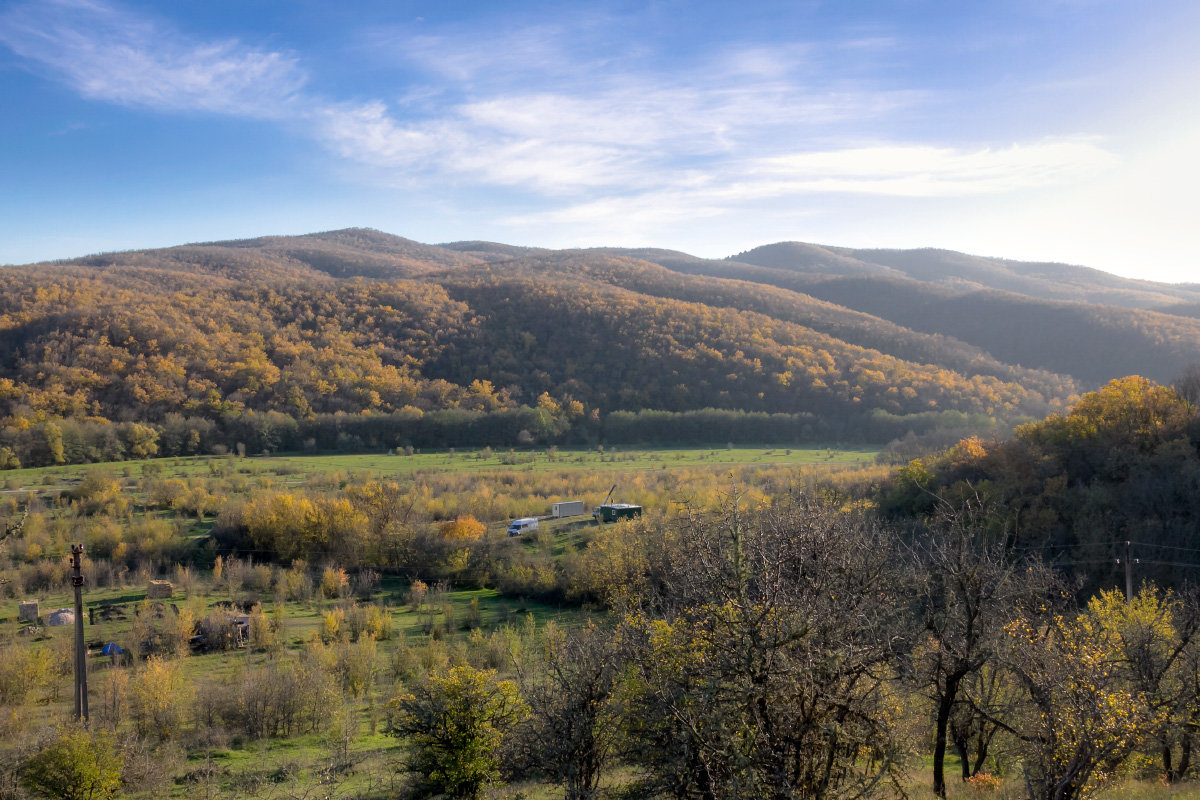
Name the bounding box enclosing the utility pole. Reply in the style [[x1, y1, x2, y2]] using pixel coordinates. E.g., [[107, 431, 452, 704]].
[[70, 543, 88, 723], [1124, 540, 1135, 602]]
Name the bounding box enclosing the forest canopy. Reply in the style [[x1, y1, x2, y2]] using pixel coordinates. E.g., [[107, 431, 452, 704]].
[[0, 231, 1098, 467]]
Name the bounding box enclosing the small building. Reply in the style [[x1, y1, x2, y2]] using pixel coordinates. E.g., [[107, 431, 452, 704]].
[[552, 500, 585, 518], [594, 503, 643, 523], [190, 610, 250, 652], [18, 600, 39, 623]]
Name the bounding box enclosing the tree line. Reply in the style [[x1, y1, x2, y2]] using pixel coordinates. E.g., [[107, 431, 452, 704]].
[[1, 404, 1009, 469], [884, 374, 1200, 592], [0, 248, 1075, 468]]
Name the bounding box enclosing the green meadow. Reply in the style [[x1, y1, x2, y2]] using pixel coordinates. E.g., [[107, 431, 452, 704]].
[[1, 443, 878, 487]]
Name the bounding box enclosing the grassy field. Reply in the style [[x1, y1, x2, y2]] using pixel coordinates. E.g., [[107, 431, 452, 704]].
[[4, 573, 593, 799], [0, 444, 887, 544], [0, 443, 877, 487], [7, 445, 1200, 799]]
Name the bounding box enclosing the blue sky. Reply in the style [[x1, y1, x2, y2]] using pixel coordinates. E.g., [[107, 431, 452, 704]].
[[1, 0, 1198, 281]]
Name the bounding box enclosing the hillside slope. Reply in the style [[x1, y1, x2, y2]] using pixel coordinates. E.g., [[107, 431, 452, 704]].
[[613, 246, 1200, 385], [729, 241, 1200, 308], [8, 226, 1196, 466], [1, 229, 1088, 431]]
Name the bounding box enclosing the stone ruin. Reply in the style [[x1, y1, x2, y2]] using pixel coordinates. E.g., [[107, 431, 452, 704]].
[[17, 600, 39, 623]]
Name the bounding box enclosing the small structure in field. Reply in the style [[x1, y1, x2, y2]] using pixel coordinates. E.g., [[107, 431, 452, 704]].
[[18, 600, 39, 623], [594, 503, 644, 523], [190, 608, 251, 652], [147, 580, 174, 599], [46, 608, 75, 626], [552, 500, 585, 518]]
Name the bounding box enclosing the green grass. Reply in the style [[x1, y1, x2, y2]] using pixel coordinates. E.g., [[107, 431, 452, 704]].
[[261, 444, 877, 476], [0, 444, 877, 491], [10, 577, 586, 675]]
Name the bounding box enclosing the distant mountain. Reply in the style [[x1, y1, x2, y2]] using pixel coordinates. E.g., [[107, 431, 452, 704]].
[[60, 227, 483, 281], [613, 243, 1200, 385], [728, 242, 1200, 308], [4, 227, 1197, 464]]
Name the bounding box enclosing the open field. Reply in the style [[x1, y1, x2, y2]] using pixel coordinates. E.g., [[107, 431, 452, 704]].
[[0, 445, 889, 800], [0, 444, 878, 486], [0, 445, 887, 550], [26, 444, 1188, 800], [2, 571, 594, 799]]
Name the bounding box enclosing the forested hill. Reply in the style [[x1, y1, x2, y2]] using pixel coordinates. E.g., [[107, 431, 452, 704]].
[[728, 241, 1200, 308], [605, 244, 1200, 386], [0, 227, 1194, 465], [882, 376, 1200, 593]]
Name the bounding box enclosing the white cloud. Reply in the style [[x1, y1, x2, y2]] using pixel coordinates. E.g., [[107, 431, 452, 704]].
[[312, 74, 931, 195], [746, 139, 1119, 197], [393, 24, 585, 84], [0, 0, 306, 117], [0, 0, 1132, 268], [314, 100, 633, 191], [503, 139, 1120, 238]]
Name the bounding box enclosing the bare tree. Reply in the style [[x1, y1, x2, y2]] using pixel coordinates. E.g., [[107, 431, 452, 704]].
[[621, 494, 912, 800], [508, 620, 624, 800], [1172, 363, 1200, 410], [911, 497, 1055, 797]]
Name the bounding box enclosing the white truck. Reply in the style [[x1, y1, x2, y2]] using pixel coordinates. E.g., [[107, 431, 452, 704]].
[[507, 517, 539, 536], [551, 500, 585, 518]]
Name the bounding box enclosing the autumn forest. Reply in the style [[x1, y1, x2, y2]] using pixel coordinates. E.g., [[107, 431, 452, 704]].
[[12, 227, 1186, 468], [5, 229, 1200, 800]]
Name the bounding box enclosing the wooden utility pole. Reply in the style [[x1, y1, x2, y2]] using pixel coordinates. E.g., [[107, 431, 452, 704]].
[[70, 543, 88, 723], [1124, 540, 1134, 602]]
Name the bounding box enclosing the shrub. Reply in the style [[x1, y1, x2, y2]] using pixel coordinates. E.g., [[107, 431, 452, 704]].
[[321, 567, 349, 599], [388, 664, 526, 799], [129, 656, 191, 740], [21, 725, 124, 800]]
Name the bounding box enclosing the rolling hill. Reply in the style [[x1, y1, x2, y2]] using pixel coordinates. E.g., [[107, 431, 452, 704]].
[[610, 243, 1200, 385], [2, 227, 1196, 465]]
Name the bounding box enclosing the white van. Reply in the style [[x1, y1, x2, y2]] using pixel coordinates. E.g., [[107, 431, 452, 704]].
[[507, 517, 539, 536]]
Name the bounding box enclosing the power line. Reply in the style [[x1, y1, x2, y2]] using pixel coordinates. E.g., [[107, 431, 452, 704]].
[[1012, 542, 1095, 552], [1128, 541, 1200, 555]]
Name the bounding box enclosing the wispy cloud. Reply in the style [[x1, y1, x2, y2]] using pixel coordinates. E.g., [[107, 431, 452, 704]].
[[314, 65, 928, 195], [0, 0, 306, 117], [0, 0, 1119, 223], [503, 139, 1119, 238], [746, 140, 1118, 197]]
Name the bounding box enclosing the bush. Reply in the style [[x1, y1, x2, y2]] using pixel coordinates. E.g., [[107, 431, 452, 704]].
[[388, 664, 527, 799], [321, 567, 349, 599], [21, 725, 124, 800], [129, 656, 191, 740], [195, 656, 336, 739]]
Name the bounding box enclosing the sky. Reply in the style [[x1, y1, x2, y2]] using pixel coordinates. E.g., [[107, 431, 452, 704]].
[[1, 0, 1198, 282]]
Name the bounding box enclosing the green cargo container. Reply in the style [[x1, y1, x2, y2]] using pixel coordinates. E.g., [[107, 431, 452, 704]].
[[594, 503, 643, 523]]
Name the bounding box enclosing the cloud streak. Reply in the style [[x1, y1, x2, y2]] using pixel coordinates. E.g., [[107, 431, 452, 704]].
[[0, 0, 1120, 230], [0, 0, 306, 117], [502, 139, 1119, 242]]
